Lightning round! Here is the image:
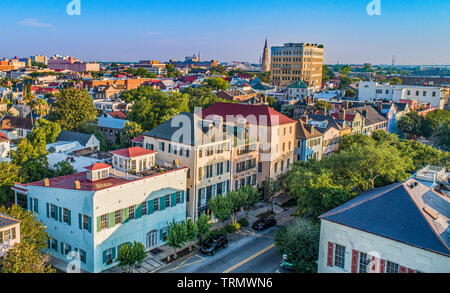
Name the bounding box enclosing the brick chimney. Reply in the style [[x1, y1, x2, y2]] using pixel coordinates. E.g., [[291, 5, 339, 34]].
[[339, 109, 346, 120], [300, 115, 309, 124]]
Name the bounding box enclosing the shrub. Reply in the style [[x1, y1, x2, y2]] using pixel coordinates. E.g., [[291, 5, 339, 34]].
[[225, 223, 237, 234], [238, 218, 249, 227], [233, 223, 241, 231]]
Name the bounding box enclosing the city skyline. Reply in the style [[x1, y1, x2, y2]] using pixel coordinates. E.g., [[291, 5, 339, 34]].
[[0, 0, 449, 65]]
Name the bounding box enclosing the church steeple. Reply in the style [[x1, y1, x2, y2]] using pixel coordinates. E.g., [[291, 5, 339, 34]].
[[260, 38, 270, 74]]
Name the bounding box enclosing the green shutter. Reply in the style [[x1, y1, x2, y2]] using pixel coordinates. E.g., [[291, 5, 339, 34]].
[[58, 207, 62, 222], [68, 210, 71, 226], [103, 250, 107, 264], [159, 229, 164, 241], [112, 247, 116, 260], [78, 214, 82, 229], [88, 217, 92, 233], [35, 199, 39, 214], [47, 239, 50, 249], [181, 191, 185, 204], [136, 204, 142, 219], [97, 216, 101, 232], [46, 203, 49, 218], [108, 212, 115, 228], [61, 242, 64, 254], [171, 193, 176, 207], [160, 197, 166, 210], [148, 200, 154, 214], [28, 197, 32, 211], [54, 240, 58, 252], [122, 208, 129, 223]]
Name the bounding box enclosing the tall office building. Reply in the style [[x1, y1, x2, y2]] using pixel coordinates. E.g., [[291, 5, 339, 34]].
[[270, 43, 324, 92]]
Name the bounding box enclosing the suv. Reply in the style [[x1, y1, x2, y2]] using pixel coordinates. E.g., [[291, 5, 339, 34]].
[[252, 216, 277, 232], [200, 234, 228, 255]]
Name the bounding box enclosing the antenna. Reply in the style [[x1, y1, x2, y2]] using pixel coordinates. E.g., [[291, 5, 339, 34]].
[[392, 55, 396, 67]]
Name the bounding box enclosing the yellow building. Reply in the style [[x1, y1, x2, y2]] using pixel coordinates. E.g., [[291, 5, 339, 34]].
[[270, 43, 324, 92]]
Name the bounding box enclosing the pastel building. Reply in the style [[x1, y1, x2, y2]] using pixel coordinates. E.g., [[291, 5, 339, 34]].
[[0, 212, 21, 257], [15, 147, 187, 273], [0, 131, 10, 162], [318, 179, 450, 273]]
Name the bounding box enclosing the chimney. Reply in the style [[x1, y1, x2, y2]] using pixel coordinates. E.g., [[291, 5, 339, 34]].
[[74, 180, 81, 190], [340, 109, 346, 120], [43, 178, 50, 187], [173, 159, 179, 167]]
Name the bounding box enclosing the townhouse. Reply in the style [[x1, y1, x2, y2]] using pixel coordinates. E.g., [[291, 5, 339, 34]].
[[352, 105, 388, 135], [318, 178, 450, 273], [15, 147, 187, 273], [295, 116, 324, 162], [0, 115, 32, 141], [0, 213, 21, 257], [143, 112, 233, 221], [200, 102, 297, 186]]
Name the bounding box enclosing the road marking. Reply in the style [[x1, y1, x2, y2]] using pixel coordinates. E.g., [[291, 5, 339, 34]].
[[159, 254, 205, 273], [222, 243, 276, 273]]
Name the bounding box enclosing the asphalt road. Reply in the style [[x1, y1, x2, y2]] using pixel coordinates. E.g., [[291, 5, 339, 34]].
[[158, 208, 295, 274]]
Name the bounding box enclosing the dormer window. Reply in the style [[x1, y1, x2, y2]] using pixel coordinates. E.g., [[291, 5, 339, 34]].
[[84, 163, 112, 182]]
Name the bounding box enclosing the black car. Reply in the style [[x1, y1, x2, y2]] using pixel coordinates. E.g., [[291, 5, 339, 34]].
[[200, 234, 228, 255], [252, 217, 277, 231]]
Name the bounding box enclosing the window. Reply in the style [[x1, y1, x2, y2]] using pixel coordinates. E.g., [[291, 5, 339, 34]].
[[165, 195, 170, 207], [258, 163, 262, 173], [154, 198, 159, 211], [432, 91, 436, 97], [129, 205, 135, 219], [50, 238, 58, 251], [78, 249, 86, 264], [115, 210, 121, 225], [216, 162, 224, 176], [176, 191, 182, 204], [334, 244, 345, 269], [63, 208, 70, 224], [104, 248, 113, 264], [358, 252, 371, 273], [101, 214, 107, 230], [142, 202, 147, 216], [386, 261, 399, 273], [159, 142, 165, 151], [274, 162, 278, 174], [83, 215, 89, 230], [50, 204, 57, 220], [62, 242, 71, 256]]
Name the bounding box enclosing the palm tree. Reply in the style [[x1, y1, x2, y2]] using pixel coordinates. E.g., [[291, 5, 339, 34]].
[[34, 98, 49, 119]]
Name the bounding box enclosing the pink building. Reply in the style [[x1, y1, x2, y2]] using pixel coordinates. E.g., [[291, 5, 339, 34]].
[[48, 56, 100, 72]]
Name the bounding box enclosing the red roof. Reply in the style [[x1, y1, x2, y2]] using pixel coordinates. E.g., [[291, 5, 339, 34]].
[[131, 135, 144, 143], [0, 131, 9, 141], [200, 102, 296, 126], [108, 111, 127, 119], [84, 162, 111, 171], [110, 147, 156, 158]]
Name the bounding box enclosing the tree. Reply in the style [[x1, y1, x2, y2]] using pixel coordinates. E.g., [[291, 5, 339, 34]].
[[117, 241, 147, 273], [51, 88, 97, 131], [0, 162, 23, 205], [166, 220, 187, 259], [239, 186, 261, 219], [208, 194, 233, 224], [425, 109, 450, 132], [274, 218, 319, 273], [136, 67, 149, 78], [280, 104, 294, 118], [52, 160, 77, 177], [202, 77, 229, 91], [11, 137, 50, 182], [0, 205, 50, 250], [182, 87, 231, 112], [33, 98, 50, 119], [28, 119, 61, 144], [339, 65, 350, 76], [196, 214, 212, 244], [77, 122, 110, 151], [436, 121, 450, 151], [344, 89, 356, 98], [389, 77, 402, 85], [397, 111, 425, 139], [315, 100, 332, 112], [395, 139, 450, 170], [185, 219, 198, 251], [1, 242, 55, 273], [120, 121, 143, 147]]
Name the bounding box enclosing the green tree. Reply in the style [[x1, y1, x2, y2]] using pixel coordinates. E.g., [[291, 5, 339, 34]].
[[0, 242, 55, 273], [77, 122, 109, 151], [117, 241, 147, 273], [425, 109, 450, 132], [120, 121, 143, 147], [196, 214, 212, 244], [202, 77, 229, 91], [52, 160, 77, 177], [0, 205, 50, 250], [395, 139, 450, 170], [238, 186, 261, 219], [274, 218, 320, 273], [208, 194, 233, 224], [397, 111, 425, 139], [436, 121, 450, 151], [185, 219, 198, 251], [0, 163, 23, 205], [28, 119, 61, 144], [389, 77, 402, 85], [339, 65, 350, 76], [315, 100, 332, 112], [11, 137, 50, 182], [166, 220, 187, 259], [51, 88, 97, 131], [136, 67, 149, 78], [182, 87, 231, 112]]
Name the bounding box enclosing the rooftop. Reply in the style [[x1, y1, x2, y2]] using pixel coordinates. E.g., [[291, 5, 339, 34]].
[[0, 212, 21, 228], [110, 147, 156, 158]]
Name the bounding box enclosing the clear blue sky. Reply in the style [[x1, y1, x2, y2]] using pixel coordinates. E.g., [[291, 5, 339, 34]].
[[0, 0, 449, 65]]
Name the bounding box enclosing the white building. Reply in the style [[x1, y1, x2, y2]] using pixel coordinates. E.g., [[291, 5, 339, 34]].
[[318, 178, 450, 273], [0, 212, 21, 257], [0, 131, 10, 162], [15, 147, 188, 273], [358, 81, 446, 109]]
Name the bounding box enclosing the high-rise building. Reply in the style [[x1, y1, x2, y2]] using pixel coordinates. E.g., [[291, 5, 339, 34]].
[[270, 43, 324, 92], [260, 38, 270, 74]]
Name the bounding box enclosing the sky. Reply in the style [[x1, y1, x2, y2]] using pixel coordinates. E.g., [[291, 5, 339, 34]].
[[0, 0, 449, 65]]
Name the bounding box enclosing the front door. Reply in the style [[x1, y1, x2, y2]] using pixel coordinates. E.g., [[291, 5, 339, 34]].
[[146, 230, 158, 249]]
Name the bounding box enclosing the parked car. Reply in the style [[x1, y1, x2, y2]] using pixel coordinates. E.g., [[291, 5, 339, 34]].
[[252, 216, 277, 231], [200, 234, 228, 255]]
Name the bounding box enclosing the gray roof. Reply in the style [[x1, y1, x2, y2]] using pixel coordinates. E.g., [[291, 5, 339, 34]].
[[143, 112, 224, 146], [320, 179, 450, 257], [353, 105, 388, 126], [0, 212, 20, 228], [97, 117, 129, 129], [57, 131, 95, 146]]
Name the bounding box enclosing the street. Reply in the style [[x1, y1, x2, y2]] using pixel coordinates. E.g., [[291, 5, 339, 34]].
[[158, 207, 295, 274]]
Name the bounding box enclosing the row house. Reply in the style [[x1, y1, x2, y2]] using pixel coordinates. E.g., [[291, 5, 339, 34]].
[[0, 213, 21, 257], [143, 112, 233, 221], [15, 147, 187, 273], [0, 115, 32, 141], [295, 117, 324, 162], [97, 116, 129, 144], [201, 102, 297, 186], [318, 179, 449, 273]]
